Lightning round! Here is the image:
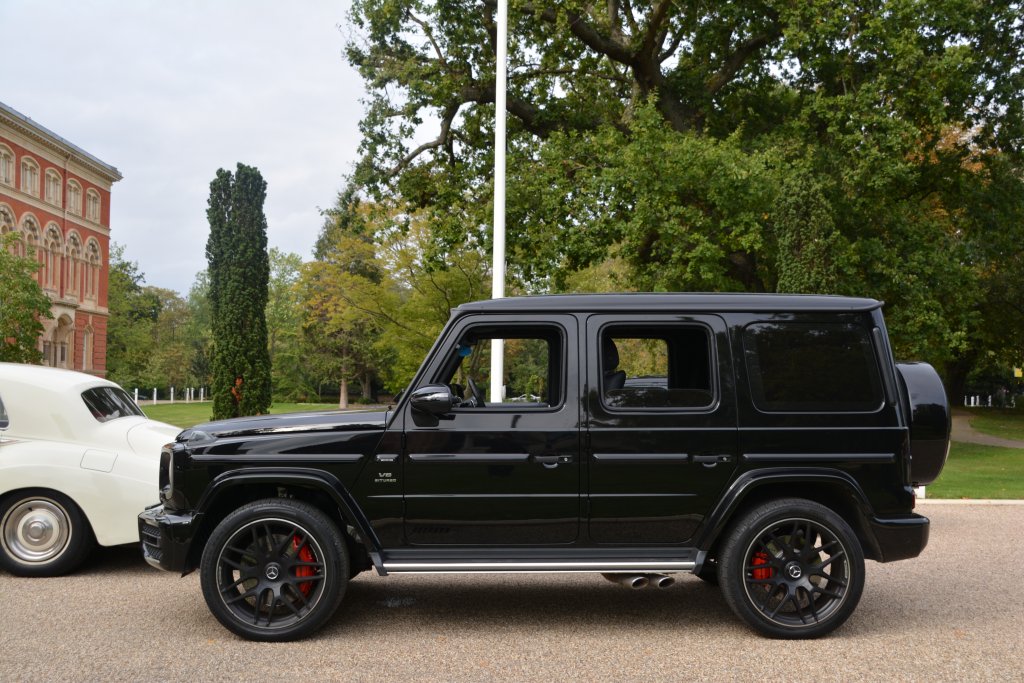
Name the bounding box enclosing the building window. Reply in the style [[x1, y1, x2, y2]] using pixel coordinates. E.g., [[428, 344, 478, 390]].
[[66, 233, 82, 298], [45, 170, 63, 207], [82, 327, 93, 371], [21, 217, 40, 268], [21, 157, 40, 196], [0, 146, 13, 185], [85, 240, 100, 300], [43, 224, 63, 291], [67, 180, 82, 215], [85, 190, 101, 222]]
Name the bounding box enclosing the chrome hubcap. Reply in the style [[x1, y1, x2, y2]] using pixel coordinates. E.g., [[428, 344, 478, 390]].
[[2, 499, 71, 564]]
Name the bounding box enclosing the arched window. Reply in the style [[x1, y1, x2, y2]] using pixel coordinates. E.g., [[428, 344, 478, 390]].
[[20, 157, 39, 196], [0, 205, 20, 256], [85, 239, 101, 300], [0, 145, 13, 186], [45, 169, 63, 207], [21, 216, 40, 265], [67, 180, 82, 215], [66, 232, 83, 298], [43, 223, 63, 291], [85, 189, 101, 222]]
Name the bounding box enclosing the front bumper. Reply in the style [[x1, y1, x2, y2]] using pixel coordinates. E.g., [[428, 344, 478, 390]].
[[870, 513, 930, 562], [138, 504, 202, 574]]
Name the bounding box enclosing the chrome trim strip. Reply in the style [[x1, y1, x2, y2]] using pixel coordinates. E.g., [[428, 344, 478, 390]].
[[408, 453, 530, 463], [591, 453, 689, 462]]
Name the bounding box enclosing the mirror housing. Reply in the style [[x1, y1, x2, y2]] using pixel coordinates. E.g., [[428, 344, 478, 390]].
[[409, 384, 458, 415]]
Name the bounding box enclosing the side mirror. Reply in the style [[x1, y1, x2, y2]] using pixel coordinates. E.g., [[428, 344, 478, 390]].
[[409, 384, 458, 415]]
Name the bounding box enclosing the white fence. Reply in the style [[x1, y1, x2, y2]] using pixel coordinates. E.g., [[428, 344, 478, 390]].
[[132, 387, 210, 404]]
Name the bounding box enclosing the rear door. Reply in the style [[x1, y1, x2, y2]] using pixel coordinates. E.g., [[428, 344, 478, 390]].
[[585, 314, 738, 545]]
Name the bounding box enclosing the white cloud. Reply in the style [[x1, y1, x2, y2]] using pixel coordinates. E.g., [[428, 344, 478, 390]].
[[0, 0, 364, 293]]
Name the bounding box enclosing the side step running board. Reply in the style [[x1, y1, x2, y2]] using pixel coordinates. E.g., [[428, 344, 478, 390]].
[[380, 560, 696, 574]]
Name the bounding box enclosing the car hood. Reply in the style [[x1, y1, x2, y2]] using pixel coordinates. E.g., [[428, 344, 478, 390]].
[[179, 409, 389, 440], [125, 418, 183, 456]]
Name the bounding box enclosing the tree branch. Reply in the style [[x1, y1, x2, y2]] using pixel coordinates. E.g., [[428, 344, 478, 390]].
[[705, 25, 783, 96], [384, 103, 459, 179]]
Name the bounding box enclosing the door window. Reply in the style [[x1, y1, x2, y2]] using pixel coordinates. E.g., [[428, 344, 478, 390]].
[[599, 325, 714, 409], [434, 325, 563, 408]]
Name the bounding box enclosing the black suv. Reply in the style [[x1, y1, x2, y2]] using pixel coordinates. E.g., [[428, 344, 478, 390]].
[[140, 294, 949, 641]]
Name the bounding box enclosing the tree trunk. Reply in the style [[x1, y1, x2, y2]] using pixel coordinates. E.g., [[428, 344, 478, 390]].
[[339, 377, 349, 409], [362, 370, 373, 401]]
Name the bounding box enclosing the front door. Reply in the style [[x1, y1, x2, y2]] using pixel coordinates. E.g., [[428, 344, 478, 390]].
[[585, 314, 738, 545], [402, 314, 580, 545]]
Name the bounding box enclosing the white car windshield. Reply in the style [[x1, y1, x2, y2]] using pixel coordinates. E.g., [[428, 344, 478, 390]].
[[81, 387, 145, 423]]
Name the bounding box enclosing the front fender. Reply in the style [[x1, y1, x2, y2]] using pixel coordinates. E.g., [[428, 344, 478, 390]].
[[193, 467, 384, 571]]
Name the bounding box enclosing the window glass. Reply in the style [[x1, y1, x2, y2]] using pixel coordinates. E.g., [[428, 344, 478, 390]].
[[81, 387, 145, 422], [436, 326, 561, 408], [600, 325, 714, 409], [0, 392, 8, 429], [743, 322, 883, 413]]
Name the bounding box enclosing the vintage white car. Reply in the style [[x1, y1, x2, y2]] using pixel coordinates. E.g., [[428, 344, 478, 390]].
[[0, 363, 180, 576]]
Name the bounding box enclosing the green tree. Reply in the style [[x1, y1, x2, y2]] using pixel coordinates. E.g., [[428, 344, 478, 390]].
[[345, 0, 1024, 388], [105, 243, 160, 389], [206, 164, 272, 419], [0, 233, 52, 363], [267, 248, 314, 401]]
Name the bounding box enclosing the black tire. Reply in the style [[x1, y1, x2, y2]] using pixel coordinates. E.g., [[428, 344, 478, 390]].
[[0, 489, 96, 577], [719, 498, 864, 639], [200, 498, 348, 641]]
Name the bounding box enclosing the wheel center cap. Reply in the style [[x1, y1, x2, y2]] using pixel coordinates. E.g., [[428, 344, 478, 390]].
[[26, 519, 52, 543], [785, 562, 802, 580], [265, 563, 281, 581]]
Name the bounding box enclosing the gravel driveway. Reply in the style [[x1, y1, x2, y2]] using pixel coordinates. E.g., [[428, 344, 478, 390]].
[[1, 503, 1020, 682]]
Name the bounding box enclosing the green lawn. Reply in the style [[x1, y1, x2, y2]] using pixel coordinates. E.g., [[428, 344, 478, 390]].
[[142, 402, 342, 429], [927, 441, 1024, 499], [966, 408, 1024, 442]]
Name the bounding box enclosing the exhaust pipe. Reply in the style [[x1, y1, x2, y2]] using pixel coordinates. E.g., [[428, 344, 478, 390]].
[[601, 573, 650, 589], [647, 573, 675, 589]]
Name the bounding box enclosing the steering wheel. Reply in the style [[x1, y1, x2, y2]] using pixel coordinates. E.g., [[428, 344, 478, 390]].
[[466, 377, 487, 408]]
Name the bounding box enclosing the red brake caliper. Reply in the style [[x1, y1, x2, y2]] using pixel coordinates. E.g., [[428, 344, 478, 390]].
[[293, 536, 315, 596], [751, 551, 774, 580]]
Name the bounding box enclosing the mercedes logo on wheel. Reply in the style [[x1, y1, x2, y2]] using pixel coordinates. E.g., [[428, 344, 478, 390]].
[[265, 564, 281, 580], [786, 563, 802, 579]]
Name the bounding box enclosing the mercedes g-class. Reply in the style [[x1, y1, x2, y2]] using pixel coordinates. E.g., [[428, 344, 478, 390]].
[[140, 294, 949, 641]]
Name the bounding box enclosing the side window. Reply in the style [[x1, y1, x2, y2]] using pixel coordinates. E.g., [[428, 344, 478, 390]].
[[0, 392, 8, 429], [435, 325, 562, 408], [743, 322, 883, 413], [600, 325, 714, 409]]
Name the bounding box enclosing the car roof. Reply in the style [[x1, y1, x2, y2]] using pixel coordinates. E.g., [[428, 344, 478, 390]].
[[453, 293, 882, 314], [0, 362, 118, 394]]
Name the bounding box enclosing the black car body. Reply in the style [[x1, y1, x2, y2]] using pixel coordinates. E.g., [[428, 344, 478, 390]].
[[140, 294, 950, 640]]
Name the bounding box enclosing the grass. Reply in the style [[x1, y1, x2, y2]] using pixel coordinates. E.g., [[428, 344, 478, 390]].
[[966, 408, 1024, 442], [927, 441, 1024, 499], [142, 401, 342, 429]]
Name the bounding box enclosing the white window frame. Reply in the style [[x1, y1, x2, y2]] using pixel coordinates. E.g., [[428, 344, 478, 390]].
[[20, 157, 40, 197]]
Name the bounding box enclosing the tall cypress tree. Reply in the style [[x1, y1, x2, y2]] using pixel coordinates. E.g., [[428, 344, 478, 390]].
[[205, 163, 272, 420]]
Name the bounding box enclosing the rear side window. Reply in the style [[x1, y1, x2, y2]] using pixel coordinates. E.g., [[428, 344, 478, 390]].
[[81, 387, 145, 422], [0, 392, 8, 429], [743, 322, 883, 413], [600, 325, 714, 409]]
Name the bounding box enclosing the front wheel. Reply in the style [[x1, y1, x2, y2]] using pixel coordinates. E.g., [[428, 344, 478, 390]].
[[719, 499, 864, 639], [200, 499, 348, 641], [0, 490, 95, 576]]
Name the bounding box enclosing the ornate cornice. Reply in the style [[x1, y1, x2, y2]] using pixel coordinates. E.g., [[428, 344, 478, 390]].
[[0, 101, 122, 184]]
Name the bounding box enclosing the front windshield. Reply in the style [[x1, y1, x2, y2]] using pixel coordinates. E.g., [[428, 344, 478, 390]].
[[81, 386, 145, 423]]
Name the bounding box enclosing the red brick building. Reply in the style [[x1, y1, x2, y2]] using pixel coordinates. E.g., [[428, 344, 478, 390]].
[[0, 101, 121, 376]]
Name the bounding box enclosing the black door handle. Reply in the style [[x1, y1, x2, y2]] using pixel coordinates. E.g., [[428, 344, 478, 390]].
[[692, 454, 732, 465]]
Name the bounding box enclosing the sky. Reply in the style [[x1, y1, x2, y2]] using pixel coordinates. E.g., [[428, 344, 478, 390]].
[[0, 0, 365, 294]]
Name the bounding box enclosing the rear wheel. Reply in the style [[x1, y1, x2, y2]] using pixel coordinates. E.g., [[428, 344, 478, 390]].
[[200, 499, 348, 641], [0, 490, 95, 576], [719, 499, 864, 638]]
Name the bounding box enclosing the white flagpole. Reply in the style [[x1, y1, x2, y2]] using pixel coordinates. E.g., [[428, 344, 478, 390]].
[[490, 0, 507, 404]]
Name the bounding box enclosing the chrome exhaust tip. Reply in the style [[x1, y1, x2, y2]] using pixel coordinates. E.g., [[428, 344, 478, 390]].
[[601, 573, 650, 589], [647, 573, 675, 589]]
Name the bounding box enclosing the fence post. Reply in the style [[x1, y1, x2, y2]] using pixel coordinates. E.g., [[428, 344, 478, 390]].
[[152, 388, 157, 405], [170, 387, 175, 404], [134, 388, 139, 404]]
